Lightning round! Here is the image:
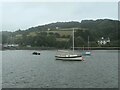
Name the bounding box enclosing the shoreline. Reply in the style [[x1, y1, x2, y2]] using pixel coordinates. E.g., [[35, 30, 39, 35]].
[[1, 47, 120, 50]]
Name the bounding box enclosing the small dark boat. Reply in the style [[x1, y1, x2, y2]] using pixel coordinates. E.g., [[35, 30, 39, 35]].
[[32, 52, 40, 55]]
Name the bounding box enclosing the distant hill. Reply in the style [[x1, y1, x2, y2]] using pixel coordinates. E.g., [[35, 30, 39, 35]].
[[1, 19, 120, 48]]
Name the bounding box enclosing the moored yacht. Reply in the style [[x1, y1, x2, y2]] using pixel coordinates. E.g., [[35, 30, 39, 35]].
[[55, 28, 84, 61]]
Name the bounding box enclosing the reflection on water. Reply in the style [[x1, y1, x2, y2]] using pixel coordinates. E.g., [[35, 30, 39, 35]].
[[2, 50, 118, 88]]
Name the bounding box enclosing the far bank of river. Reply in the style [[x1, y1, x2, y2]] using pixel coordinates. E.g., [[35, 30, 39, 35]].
[[1, 46, 120, 50]]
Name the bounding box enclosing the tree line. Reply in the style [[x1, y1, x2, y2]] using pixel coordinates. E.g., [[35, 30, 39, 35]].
[[1, 19, 120, 48]]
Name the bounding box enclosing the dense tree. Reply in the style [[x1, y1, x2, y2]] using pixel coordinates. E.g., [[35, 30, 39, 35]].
[[1, 19, 119, 48]]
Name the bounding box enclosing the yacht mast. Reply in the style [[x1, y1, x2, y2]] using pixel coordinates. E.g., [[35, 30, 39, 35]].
[[73, 28, 74, 52], [88, 36, 89, 50]]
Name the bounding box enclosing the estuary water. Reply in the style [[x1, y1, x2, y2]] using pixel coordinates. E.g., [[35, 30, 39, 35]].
[[2, 50, 118, 88], [0, 51, 2, 89]]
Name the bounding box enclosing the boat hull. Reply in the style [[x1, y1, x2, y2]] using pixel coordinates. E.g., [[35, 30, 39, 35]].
[[82, 51, 91, 56], [55, 55, 83, 61], [85, 52, 91, 55]]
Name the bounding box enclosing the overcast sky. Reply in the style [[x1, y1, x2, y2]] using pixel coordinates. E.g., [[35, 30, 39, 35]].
[[1, 2, 118, 31]]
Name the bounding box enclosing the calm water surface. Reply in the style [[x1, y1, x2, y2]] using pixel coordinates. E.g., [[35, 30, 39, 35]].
[[0, 51, 2, 89], [2, 50, 118, 88]]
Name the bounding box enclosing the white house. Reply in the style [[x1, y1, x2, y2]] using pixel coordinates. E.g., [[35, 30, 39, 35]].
[[97, 37, 110, 45]]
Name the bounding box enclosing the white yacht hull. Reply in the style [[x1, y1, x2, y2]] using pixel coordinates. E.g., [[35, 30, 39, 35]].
[[85, 51, 91, 55], [55, 55, 83, 61]]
